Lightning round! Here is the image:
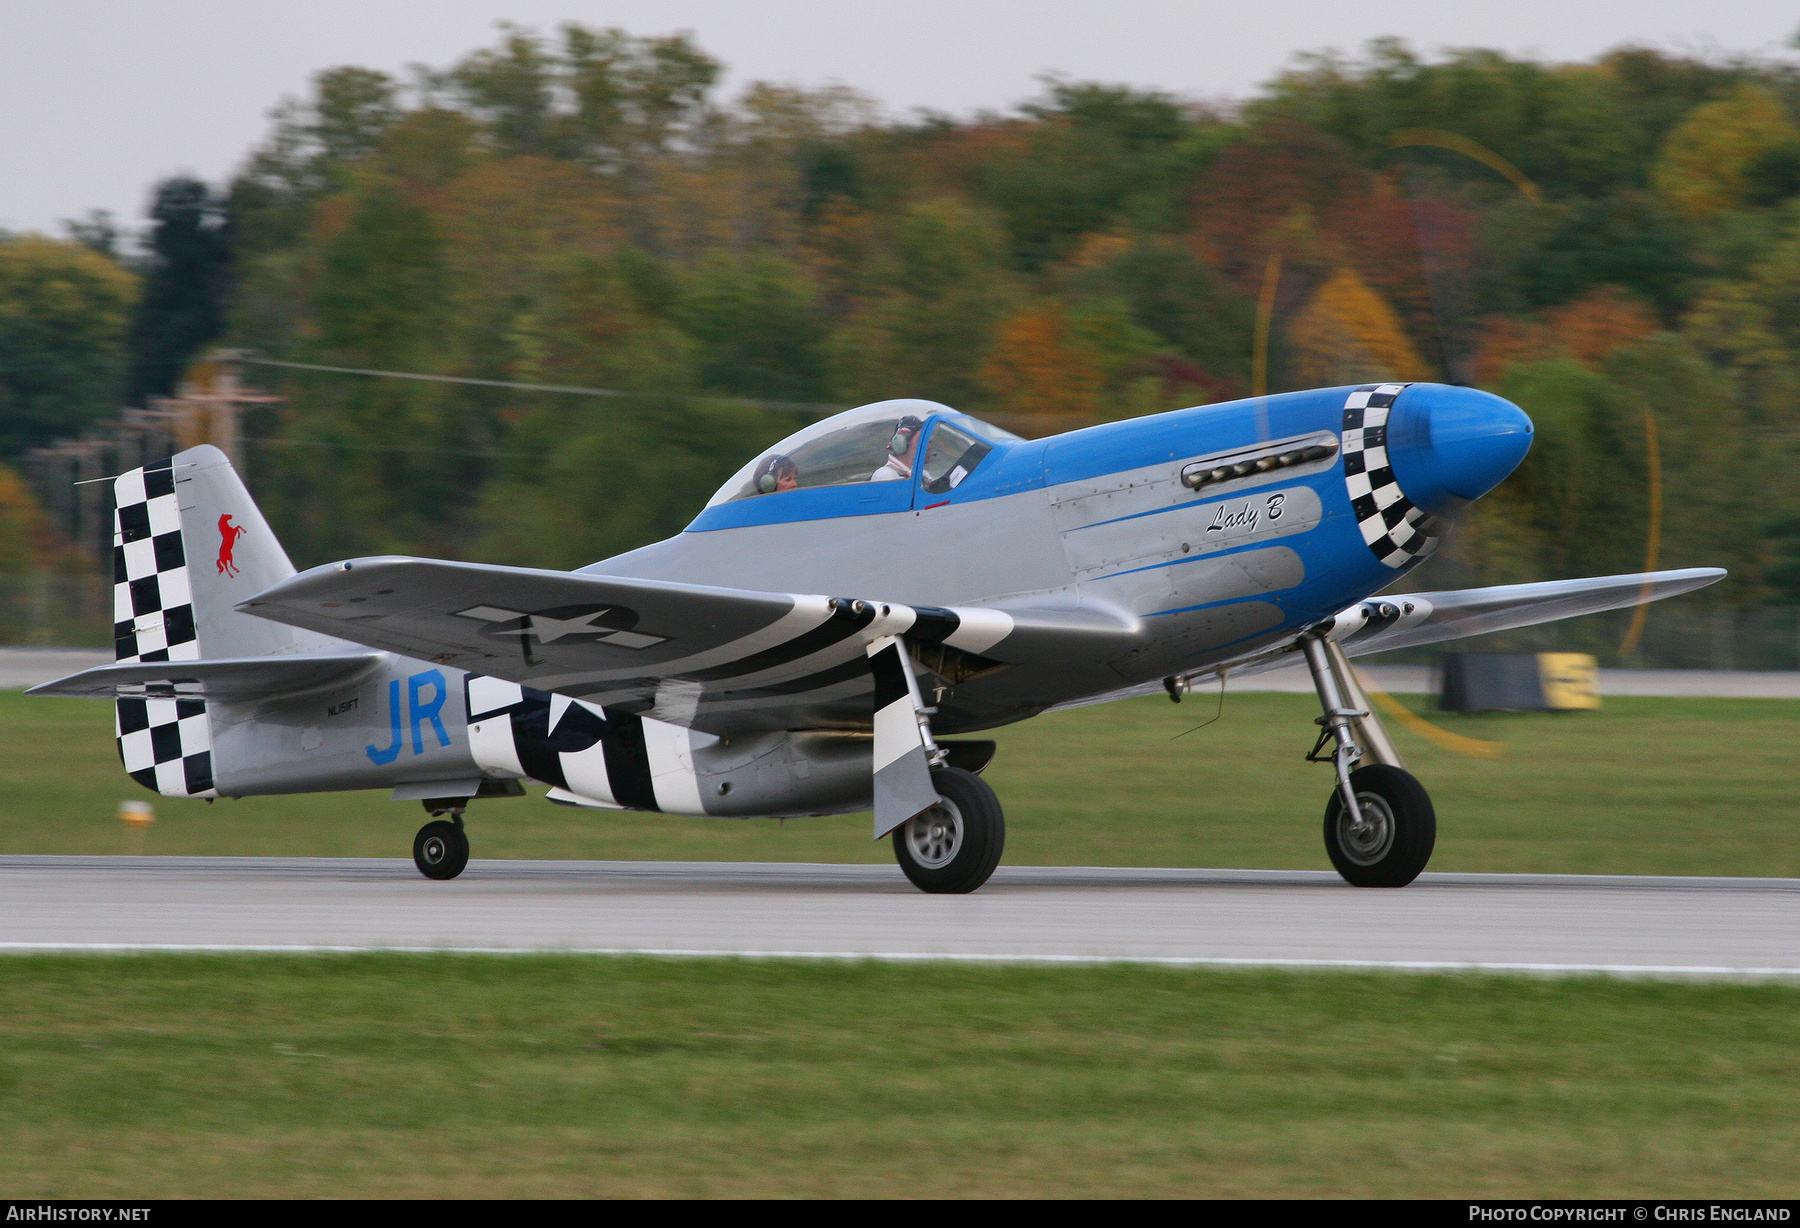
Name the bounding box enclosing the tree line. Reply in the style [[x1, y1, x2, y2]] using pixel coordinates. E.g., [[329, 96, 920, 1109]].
[[6, 25, 1800, 657]]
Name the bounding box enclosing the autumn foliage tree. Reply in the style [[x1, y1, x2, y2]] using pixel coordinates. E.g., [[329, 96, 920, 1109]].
[[979, 303, 1105, 418], [1652, 85, 1800, 221], [13, 23, 1787, 658], [1288, 266, 1430, 387]]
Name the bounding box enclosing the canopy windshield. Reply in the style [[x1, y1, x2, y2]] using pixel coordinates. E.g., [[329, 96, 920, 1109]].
[[706, 400, 1022, 507]]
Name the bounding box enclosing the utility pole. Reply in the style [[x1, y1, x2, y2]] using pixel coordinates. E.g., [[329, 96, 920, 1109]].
[[159, 349, 282, 469], [19, 352, 282, 581]]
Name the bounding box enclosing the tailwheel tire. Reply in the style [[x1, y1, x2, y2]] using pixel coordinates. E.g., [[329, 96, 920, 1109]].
[[892, 766, 1006, 895], [413, 819, 470, 881], [1323, 764, 1436, 888]]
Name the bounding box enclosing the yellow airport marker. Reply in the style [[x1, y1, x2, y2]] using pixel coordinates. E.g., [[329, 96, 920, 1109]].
[[118, 799, 155, 826], [1538, 653, 1602, 710]]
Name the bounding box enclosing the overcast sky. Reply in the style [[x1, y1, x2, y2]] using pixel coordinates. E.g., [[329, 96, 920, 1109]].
[[6, 0, 1797, 237]]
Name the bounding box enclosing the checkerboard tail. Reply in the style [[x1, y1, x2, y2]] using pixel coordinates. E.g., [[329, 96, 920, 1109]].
[[110, 444, 303, 798]]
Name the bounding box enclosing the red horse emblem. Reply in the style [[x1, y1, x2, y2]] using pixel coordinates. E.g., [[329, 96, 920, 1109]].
[[217, 513, 247, 577]]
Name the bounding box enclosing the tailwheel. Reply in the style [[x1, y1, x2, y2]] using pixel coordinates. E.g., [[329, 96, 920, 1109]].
[[1322, 763, 1435, 887], [413, 817, 470, 881], [892, 766, 1005, 894]]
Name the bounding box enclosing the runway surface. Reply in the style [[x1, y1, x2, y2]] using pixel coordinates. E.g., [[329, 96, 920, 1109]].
[[3, 856, 1796, 978]]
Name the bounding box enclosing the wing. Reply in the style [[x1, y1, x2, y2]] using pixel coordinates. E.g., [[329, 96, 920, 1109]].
[[27, 653, 382, 700], [239, 556, 1143, 734], [1322, 567, 1727, 658], [1052, 567, 1727, 711]]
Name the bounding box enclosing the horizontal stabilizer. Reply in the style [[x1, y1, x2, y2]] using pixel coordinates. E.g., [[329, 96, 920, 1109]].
[[26, 653, 382, 700]]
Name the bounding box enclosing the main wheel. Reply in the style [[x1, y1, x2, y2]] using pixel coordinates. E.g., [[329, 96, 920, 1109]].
[[1323, 764, 1435, 888], [413, 819, 470, 881], [892, 766, 1005, 894]]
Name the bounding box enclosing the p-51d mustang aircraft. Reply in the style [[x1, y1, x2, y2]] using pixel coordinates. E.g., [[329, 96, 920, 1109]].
[[32, 382, 1721, 892]]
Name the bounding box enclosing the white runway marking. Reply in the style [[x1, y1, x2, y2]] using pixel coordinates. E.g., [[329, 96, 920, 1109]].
[[0, 944, 1794, 980], [1, 856, 1796, 978]]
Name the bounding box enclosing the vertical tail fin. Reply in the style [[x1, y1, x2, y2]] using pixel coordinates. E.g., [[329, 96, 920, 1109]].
[[113, 444, 304, 664], [111, 444, 325, 798]]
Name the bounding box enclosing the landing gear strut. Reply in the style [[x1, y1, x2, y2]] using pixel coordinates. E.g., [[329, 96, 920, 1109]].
[[1299, 630, 1435, 887], [872, 631, 1006, 895], [413, 798, 470, 881]]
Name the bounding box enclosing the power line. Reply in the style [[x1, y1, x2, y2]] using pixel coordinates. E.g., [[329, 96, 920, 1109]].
[[238, 355, 846, 415], [241, 357, 630, 398], [242, 436, 547, 460]]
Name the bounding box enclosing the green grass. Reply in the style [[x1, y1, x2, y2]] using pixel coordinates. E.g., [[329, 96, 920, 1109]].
[[7, 695, 1796, 1198], [0, 953, 1794, 1198], [5, 688, 1796, 875]]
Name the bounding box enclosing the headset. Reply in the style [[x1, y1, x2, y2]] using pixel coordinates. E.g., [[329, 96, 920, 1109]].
[[889, 418, 924, 457], [755, 454, 798, 494]]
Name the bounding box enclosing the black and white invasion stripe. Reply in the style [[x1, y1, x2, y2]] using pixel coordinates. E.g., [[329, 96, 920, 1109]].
[[464, 675, 699, 814], [460, 601, 1015, 813], [542, 598, 1013, 723], [1341, 384, 1439, 570]]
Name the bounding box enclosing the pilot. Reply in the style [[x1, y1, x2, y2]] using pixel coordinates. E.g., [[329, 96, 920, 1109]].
[[754, 454, 800, 494], [870, 416, 924, 482]]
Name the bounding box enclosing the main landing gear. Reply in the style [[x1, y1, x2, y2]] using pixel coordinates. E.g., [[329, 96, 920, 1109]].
[[875, 631, 1006, 895], [892, 765, 1006, 894], [1299, 630, 1436, 887], [413, 798, 471, 880]]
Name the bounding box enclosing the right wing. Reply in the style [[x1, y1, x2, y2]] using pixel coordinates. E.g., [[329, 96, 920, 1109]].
[[239, 556, 1143, 733]]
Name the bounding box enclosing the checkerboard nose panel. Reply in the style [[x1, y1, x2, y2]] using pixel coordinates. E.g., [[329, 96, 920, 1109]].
[[1341, 384, 1440, 570], [112, 457, 215, 798]]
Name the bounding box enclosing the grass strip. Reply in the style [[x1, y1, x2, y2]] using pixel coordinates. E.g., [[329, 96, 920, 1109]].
[[0, 953, 1796, 1198], [4, 689, 1798, 875]]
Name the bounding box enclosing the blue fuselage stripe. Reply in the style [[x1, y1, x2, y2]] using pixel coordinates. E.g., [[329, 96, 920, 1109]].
[[1091, 531, 1313, 584], [1065, 481, 1290, 533]]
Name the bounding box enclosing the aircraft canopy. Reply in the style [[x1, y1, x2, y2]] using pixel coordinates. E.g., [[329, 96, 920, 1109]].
[[706, 399, 1021, 507]]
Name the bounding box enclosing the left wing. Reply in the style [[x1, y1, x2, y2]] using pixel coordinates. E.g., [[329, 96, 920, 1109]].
[[1316, 567, 1726, 658], [241, 556, 1142, 733]]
